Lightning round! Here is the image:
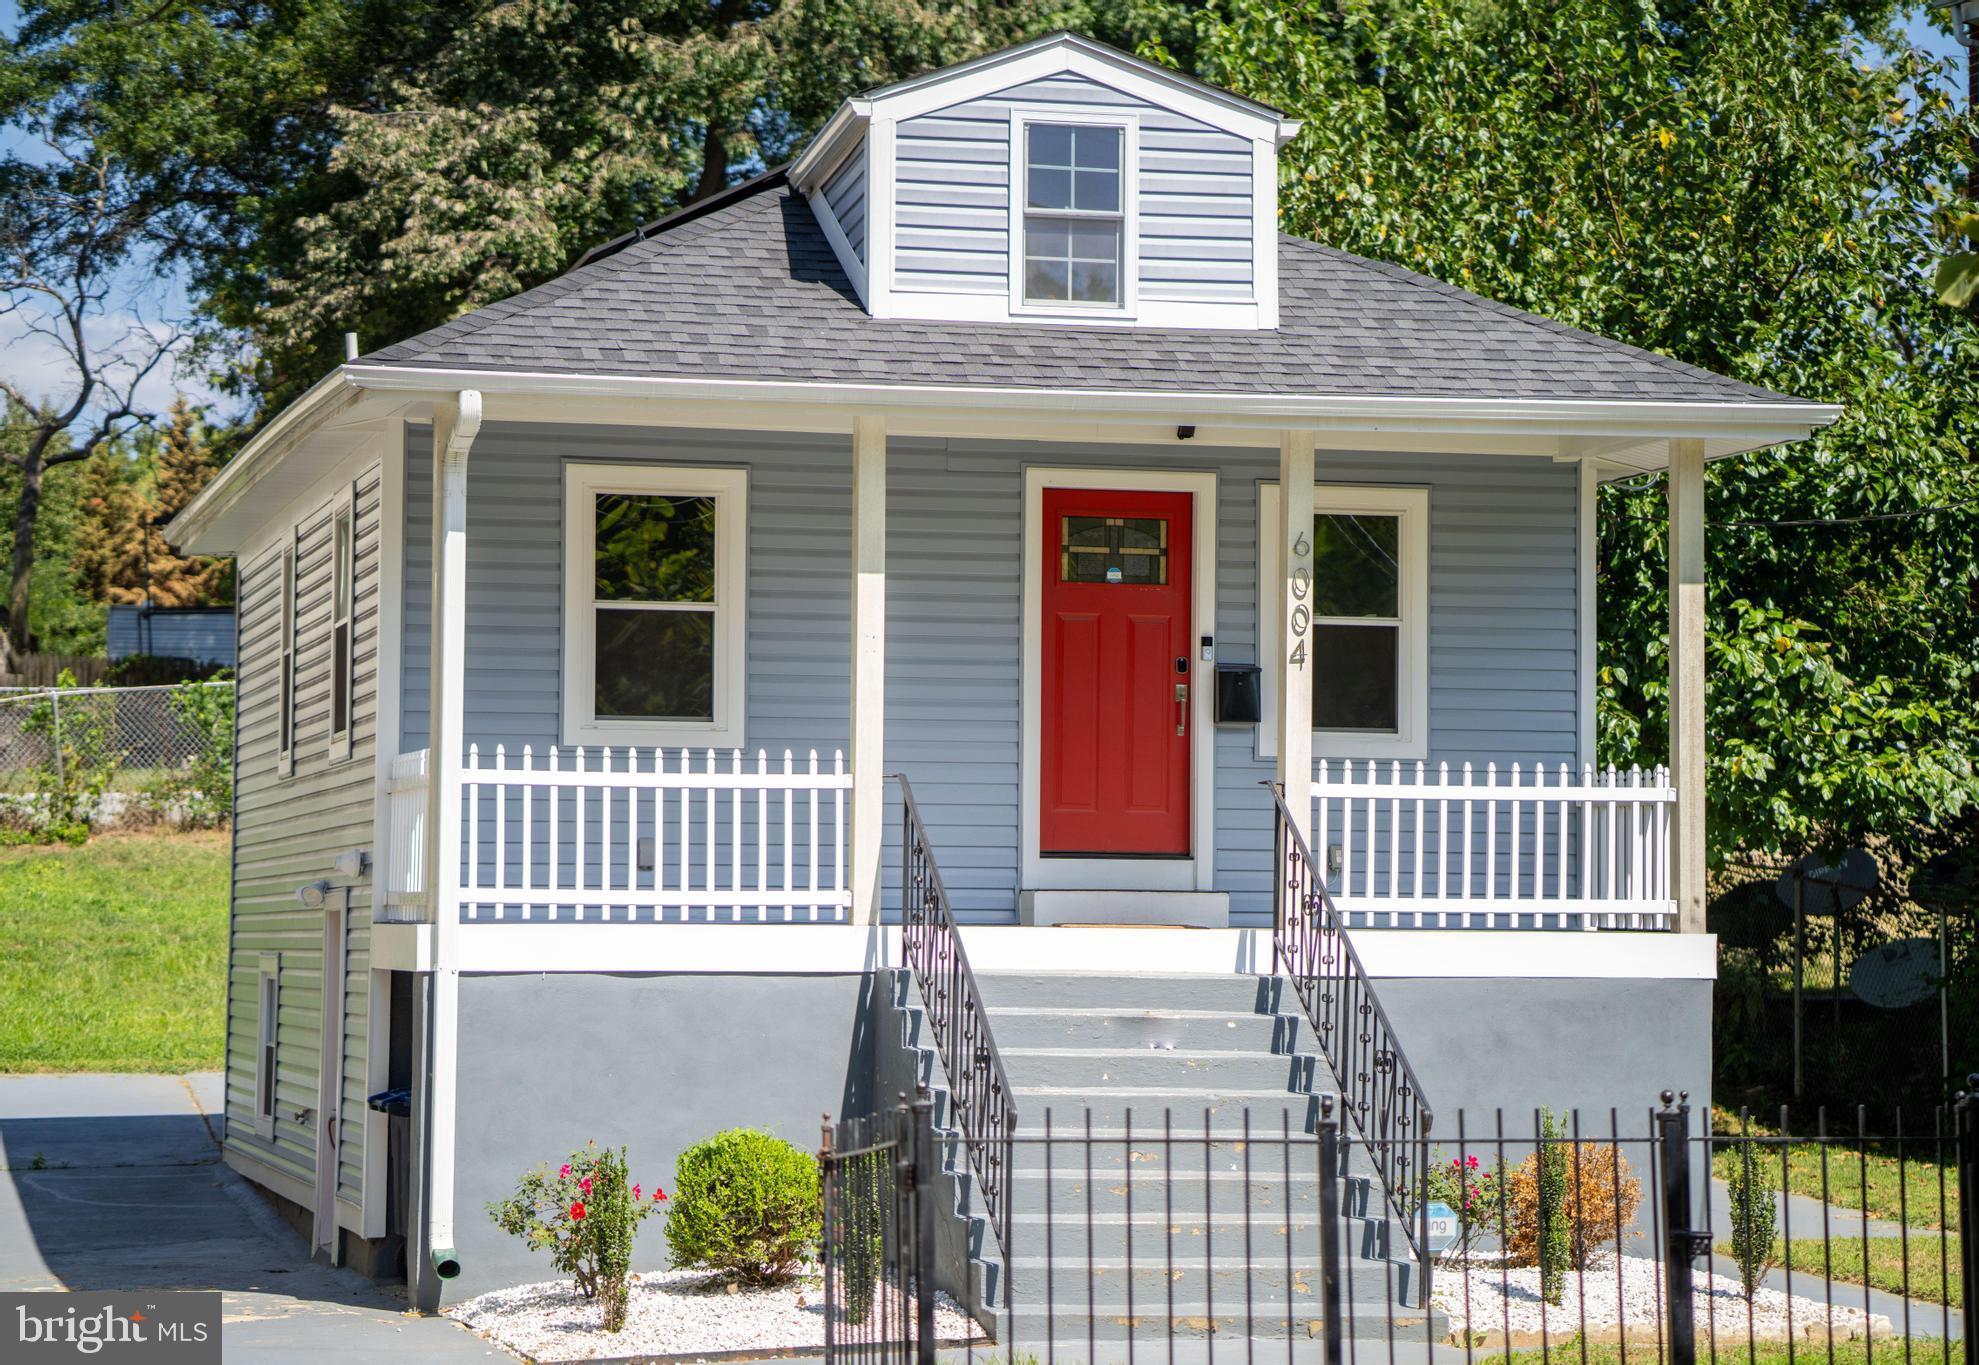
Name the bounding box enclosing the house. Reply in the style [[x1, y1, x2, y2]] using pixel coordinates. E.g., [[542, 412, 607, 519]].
[[106, 603, 237, 669], [167, 33, 1836, 1322]]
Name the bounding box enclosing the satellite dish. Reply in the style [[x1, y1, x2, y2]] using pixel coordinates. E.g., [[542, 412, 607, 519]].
[[1849, 937, 1941, 1009], [1775, 849, 1878, 912]]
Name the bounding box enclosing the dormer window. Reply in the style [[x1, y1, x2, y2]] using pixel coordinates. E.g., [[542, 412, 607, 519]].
[[1022, 122, 1126, 307]]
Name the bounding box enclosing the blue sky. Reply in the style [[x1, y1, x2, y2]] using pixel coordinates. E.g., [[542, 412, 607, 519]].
[[0, 1, 1969, 418]]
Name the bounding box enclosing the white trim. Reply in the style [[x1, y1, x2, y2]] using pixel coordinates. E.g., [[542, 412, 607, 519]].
[[1577, 458, 1597, 766], [312, 897, 346, 1262], [362, 422, 404, 1242], [854, 36, 1289, 146], [559, 462, 749, 748], [881, 290, 1262, 330], [1251, 138, 1279, 327], [865, 117, 898, 318], [849, 418, 886, 925], [1019, 465, 1217, 893], [429, 922, 1716, 979], [1006, 107, 1139, 321], [253, 952, 280, 1140], [806, 187, 869, 302], [789, 99, 875, 188], [1258, 482, 1431, 761]]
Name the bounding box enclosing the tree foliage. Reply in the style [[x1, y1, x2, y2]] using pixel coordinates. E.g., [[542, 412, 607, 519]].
[[1191, 0, 1979, 862]]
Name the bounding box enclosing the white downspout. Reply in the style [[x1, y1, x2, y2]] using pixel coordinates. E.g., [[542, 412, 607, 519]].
[[417, 390, 481, 1304]]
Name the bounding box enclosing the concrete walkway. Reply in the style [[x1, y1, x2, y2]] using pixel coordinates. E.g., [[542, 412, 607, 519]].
[[0, 1072, 508, 1362]]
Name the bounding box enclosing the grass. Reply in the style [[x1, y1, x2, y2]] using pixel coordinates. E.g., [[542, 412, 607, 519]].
[[1711, 1111, 1958, 1233], [1713, 1238, 1963, 1310], [0, 830, 229, 1072], [1491, 1339, 1958, 1365]]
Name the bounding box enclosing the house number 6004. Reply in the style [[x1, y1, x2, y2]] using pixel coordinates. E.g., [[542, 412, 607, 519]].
[[1287, 531, 1312, 667]]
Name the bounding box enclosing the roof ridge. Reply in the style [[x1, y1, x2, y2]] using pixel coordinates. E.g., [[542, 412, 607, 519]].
[[1276, 233, 1796, 404]]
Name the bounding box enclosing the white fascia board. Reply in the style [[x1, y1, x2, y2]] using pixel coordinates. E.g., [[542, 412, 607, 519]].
[[342, 363, 1840, 445], [167, 367, 362, 553], [790, 100, 873, 189], [869, 39, 1286, 145]]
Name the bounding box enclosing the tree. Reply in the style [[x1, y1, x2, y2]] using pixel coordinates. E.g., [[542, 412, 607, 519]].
[[1190, 0, 1979, 863], [0, 145, 180, 669], [4, 0, 1195, 413], [72, 401, 229, 609]]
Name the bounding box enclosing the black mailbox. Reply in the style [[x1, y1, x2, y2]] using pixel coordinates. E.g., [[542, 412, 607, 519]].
[[1214, 663, 1262, 724]]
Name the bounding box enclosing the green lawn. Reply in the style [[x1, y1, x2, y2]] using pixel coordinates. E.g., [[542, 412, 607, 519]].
[[1712, 1112, 1958, 1233], [1715, 1237, 1963, 1310], [0, 831, 229, 1072], [1490, 1339, 1957, 1365]]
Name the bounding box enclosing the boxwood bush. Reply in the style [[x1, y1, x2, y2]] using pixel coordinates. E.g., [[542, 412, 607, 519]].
[[664, 1128, 820, 1285]]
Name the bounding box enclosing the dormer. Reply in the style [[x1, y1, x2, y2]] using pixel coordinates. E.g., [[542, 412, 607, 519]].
[[791, 33, 1301, 330]]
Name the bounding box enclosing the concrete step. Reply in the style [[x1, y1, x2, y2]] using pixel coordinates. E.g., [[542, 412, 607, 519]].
[[975, 972, 1279, 1014], [1000, 1046, 1312, 1091], [985, 1006, 1302, 1052], [1005, 1254, 1417, 1308], [997, 1300, 1446, 1343], [1016, 1088, 1314, 1132]]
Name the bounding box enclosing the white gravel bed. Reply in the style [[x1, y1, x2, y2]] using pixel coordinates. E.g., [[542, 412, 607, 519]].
[[1435, 1254, 1894, 1346], [448, 1267, 985, 1361]]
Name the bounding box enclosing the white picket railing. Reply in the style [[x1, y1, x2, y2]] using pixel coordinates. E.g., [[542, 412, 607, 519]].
[[380, 748, 430, 923], [459, 745, 851, 922], [1309, 759, 1676, 929]]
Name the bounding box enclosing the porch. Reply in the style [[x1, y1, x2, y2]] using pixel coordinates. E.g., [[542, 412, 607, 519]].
[[375, 745, 1677, 933]]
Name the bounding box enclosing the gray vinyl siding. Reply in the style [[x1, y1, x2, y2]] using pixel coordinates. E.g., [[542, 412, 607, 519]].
[[821, 144, 867, 264], [401, 425, 1578, 926], [892, 70, 1254, 301], [228, 465, 382, 1212]]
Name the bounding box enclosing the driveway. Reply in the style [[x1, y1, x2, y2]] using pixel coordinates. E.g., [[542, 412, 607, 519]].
[[0, 1072, 509, 1362]]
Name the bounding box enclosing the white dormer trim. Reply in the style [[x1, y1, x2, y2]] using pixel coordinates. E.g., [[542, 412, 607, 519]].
[[803, 141, 869, 299], [1252, 138, 1280, 330]]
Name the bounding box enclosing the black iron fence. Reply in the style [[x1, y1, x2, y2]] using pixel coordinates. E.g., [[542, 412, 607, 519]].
[[821, 1097, 940, 1365], [824, 1085, 1979, 1365], [1270, 782, 1435, 1264], [894, 773, 1016, 1261]]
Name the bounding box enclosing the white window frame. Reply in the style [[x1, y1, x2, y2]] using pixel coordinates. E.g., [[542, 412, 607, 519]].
[[1258, 483, 1430, 761], [560, 462, 748, 748], [327, 484, 357, 761], [277, 534, 298, 775], [254, 952, 280, 1140], [1007, 107, 1139, 321]]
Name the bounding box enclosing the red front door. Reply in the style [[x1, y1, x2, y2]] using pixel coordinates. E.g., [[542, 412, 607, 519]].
[[1041, 487, 1193, 856]]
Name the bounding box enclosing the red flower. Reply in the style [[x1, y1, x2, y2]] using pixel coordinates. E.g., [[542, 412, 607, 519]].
[[579, 1176, 593, 1196], [570, 1201, 586, 1221], [1465, 1155, 1480, 1169], [631, 1185, 641, 1201], [654, 1188, 668, 1202], [558, 1164, 572, 1179]]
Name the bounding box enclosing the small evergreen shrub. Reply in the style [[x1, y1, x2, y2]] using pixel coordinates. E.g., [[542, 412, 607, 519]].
[[1506, 1112, 1644, 1298], [1724, 1119, 1778, 1298], [487, 1141, 665, 1332], [664, 1129, 820, 1286]]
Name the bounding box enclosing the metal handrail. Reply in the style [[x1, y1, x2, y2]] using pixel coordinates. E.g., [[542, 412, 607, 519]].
[[892, 773, 1016, 1263], [1265, 780, 1435, 1264]]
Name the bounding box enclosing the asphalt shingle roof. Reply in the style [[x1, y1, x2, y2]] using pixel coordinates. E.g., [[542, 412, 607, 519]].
[[365, 171, 1802, 406]]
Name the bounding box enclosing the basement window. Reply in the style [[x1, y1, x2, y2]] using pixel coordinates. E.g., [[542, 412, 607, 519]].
[[561, 463, 748, 747], [254, 953, 279, 1140]]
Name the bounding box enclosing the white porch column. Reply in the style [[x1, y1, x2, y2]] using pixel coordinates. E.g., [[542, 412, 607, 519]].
[[1275, 430, 1317, 836], [414, 390, 480, 1305], [1667, 437, 1707, 933], [849, 415, 887, 924]]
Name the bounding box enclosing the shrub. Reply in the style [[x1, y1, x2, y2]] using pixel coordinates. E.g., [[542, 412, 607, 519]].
[[665, 1128, 820, 1286], [1506, 1115, 1644, 1293], [167, 678, 234, 827], [1724, 1120, 1778, 1298], [17, 670, 117, 836], [487, 1141, 666, 1332], [1410, 1149, 1507, 1264]]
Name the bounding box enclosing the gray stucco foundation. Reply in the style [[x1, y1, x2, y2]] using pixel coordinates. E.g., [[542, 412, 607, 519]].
[[447, 971, 886, 1301]]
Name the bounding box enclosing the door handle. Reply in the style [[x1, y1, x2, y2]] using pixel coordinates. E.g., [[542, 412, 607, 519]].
[[1175, 683, 1189, 737]]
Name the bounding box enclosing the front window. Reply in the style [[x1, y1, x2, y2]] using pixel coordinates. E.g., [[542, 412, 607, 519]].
[[562, 464, 747, 746], [1023, 123, 1124, 307], [1258, 484, 1429, 760]]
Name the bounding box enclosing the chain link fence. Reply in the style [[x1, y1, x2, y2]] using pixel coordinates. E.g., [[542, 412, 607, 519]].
[[0, 681, 235, 836]]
